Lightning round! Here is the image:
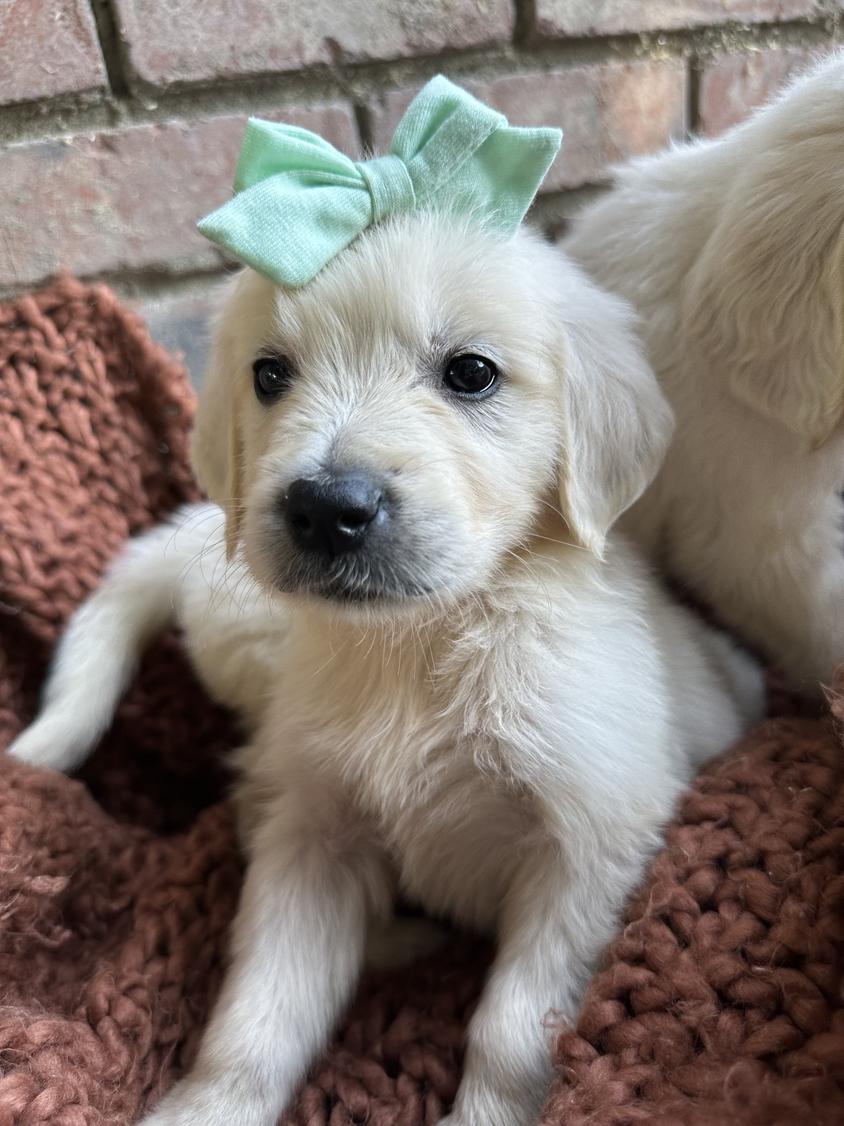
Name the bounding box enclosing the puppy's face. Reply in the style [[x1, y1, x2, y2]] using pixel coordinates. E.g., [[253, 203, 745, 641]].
[[194, 215, 671, 616]]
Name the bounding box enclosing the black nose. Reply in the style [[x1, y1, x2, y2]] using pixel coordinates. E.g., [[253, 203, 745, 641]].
[[284, 472, 385, 557]]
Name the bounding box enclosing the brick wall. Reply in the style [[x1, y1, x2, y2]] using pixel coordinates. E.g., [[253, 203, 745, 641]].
[[1, 1, 840, 381]]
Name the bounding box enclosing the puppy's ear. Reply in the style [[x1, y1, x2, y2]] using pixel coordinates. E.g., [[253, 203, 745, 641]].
[[556, 272, 673, 557], [686, 64, 844, 448], [191, 283, 246, 558]]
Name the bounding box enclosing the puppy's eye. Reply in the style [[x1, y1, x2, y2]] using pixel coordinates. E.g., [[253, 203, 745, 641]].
[[443, 354, 499, 398], [253, 356, 293, 403]]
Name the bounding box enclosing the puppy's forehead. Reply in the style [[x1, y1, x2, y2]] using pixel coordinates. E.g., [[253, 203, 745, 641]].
[[272, 215, 551, 355]]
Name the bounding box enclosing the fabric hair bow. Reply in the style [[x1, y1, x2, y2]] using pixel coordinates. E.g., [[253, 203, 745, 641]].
[[198, 76, 562, 288]]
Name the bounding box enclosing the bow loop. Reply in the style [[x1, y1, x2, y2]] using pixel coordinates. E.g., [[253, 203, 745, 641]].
[[198, 76, 562, 287], [233, 120, 359, 192], [391, 74, 505, 202]]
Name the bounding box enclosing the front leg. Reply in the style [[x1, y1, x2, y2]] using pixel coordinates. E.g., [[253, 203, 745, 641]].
[[141, 785, 391, 1126], [441, 831, 651, 1126]]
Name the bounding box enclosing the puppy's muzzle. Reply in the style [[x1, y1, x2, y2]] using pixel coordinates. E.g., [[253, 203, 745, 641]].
[[283, 471, 387, 559]]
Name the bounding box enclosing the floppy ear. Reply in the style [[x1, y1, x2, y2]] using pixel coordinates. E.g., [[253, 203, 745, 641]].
[[190, 284, 246, 558], [556, 272, 674, 557], [685, 68, 844, 448]]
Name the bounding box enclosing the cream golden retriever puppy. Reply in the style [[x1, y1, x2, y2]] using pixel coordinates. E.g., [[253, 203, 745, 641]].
[[566, 53, 844, 693], [9, 215, 763, 1126]]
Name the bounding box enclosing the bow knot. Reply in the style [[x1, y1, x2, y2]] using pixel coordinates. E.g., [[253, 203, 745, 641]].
[[356, 155, 416, 223], [198, 76, 562, 287]]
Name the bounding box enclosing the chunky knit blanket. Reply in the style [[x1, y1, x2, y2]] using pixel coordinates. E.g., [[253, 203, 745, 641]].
[[0, 277, 842, 1126]]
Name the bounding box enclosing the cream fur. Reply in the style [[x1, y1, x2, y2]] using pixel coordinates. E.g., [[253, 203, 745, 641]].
[[9, 214, 763, 1126], [565, 52, 844, 692]]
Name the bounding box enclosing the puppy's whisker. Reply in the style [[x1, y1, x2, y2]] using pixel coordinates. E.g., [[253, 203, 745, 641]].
[[502, 547, 556, 620], [308, 640, 342, 681], [529, 531, 589, 553], [534, 500, 590, 546]]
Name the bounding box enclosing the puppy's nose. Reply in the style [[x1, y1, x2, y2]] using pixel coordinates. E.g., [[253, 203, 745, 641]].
[[285, 472, 385, 557]]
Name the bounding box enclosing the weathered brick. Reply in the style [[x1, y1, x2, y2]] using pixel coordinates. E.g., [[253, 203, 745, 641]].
[[368, 61, 687, 192], [136, 281, 225, 385], [0, 0, 107, 107], [534, 0, 826, 38], [699, 45, 830, 135], [112, 0, 514, 89], [0, 104, 358, 290]]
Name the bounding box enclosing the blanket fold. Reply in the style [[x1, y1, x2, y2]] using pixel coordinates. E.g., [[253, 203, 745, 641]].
[[0, 278, 841, 1126]]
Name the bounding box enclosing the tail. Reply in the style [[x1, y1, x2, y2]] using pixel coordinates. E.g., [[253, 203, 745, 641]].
[[7, 503, 209, 772]]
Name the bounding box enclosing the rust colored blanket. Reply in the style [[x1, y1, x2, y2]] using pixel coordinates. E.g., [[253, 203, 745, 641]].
[[0, 277, 842, 1126]]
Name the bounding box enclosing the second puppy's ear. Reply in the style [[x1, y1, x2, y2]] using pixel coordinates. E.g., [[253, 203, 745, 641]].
[[686, 60, 844, 448], [556, 268, 674, 558]]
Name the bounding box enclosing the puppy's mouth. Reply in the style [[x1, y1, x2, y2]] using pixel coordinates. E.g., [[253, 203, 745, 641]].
[[312, 580, 418, 604], [252, 492, 457, 610], [271, 553, 436, 607]]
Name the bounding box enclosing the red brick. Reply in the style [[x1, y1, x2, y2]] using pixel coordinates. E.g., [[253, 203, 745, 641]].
[[136, 282, 223, 385], [368, 61, 687, 192], [534, 0, 825, 38], [0, 104, 358, 290], [112, 0, 515, 89], [699, 45, 831, 135], [0, 0, 106, 107]]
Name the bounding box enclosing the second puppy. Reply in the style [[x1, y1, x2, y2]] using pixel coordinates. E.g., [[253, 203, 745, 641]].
[[566, 53, 844, 692]]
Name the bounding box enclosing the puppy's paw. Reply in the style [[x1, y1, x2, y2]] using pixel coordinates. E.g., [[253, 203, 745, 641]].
[[5, 718, 78, 773], [436, 1115, 485, 1126], [364, 915, 450, 970], [139, 1077, 277, 1126], [436, 1111, 535, 1126], [137, 1087, 204, 1126], [436, 1090, 541, 1126]]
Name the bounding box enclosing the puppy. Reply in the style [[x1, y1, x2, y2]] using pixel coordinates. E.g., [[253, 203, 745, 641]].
[[565, 53, 844, 693], [9, 214, 763, 1126]]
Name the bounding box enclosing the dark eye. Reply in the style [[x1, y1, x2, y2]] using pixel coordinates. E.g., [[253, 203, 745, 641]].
[[253, 356, 293, 403], [443, 353, 499, 398]]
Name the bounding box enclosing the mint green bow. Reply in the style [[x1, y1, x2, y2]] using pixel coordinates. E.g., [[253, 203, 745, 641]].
[[197, 76, 562, 288]]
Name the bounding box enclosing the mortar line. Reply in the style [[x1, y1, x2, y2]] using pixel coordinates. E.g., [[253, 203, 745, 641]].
[[89, 0, 131, 98], [0, 16, 837, 147]]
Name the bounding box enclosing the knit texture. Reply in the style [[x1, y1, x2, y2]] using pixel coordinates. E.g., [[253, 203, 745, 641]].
[[0, 276, 842, 1125], [543, 689, 844, 1125]]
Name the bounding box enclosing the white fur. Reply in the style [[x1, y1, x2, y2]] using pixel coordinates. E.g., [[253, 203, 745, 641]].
[[8, 215, 763, 1126], [565, 52, 844, 692], [7, 503, 284, 772]]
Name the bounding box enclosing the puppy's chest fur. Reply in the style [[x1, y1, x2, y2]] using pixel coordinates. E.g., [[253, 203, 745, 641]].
[[268, 607, 555, 926]]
